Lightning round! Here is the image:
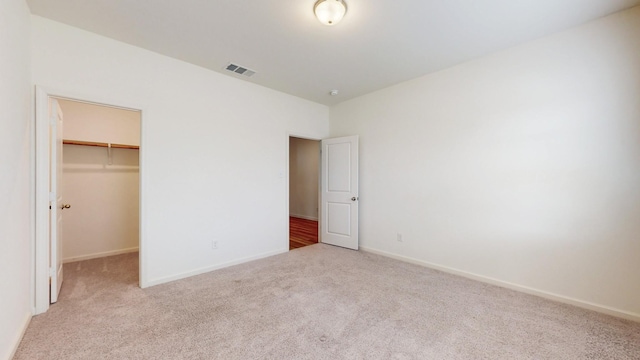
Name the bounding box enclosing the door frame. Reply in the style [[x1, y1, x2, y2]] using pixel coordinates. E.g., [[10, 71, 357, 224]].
[[32, 86, 148, 314], [286, 132, 322, 248]]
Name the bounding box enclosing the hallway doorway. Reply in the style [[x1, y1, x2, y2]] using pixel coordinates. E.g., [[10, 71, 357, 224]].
[[288, 137, 320, 250]]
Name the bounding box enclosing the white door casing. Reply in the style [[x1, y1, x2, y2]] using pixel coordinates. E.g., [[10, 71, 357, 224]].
[[49, 98, 64, 303], [320, 136, 359, 250], [35, 87, 51, 314]]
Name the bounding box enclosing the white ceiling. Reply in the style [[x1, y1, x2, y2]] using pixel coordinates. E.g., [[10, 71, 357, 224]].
[[26, 0, 640, 106]]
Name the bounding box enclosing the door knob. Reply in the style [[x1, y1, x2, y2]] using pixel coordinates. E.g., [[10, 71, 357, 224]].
[[351, 197, 358, 201], [61, 204, 71, 210]]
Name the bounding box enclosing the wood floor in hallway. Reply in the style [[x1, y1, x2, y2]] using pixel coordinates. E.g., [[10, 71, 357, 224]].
[[289, 216, 318, 250]]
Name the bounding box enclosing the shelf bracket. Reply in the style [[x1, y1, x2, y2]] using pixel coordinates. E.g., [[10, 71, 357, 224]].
[[107, 143, 113, 165]]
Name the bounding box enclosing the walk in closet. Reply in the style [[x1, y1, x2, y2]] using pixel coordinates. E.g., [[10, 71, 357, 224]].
[[57, 99, 141, 263]]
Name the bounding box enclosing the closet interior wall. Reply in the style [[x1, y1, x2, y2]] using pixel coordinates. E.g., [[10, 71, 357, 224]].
[[57, 99, 141, 263]]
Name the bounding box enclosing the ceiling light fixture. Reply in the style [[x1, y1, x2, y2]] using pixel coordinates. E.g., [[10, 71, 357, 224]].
[[314, 0, 347, 26]]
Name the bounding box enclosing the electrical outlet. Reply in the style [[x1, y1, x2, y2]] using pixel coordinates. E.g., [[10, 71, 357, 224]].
[[397, 233, 403, 242], [212, 240, 218, 249]]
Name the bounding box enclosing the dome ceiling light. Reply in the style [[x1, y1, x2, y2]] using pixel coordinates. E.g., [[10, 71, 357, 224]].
[[314, 0, 347, 26]]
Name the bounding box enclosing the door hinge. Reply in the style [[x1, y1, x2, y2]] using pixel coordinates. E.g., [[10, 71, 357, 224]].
[[49, 267, 55, 277]]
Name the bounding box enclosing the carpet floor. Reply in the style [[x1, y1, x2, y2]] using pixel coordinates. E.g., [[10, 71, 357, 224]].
[[15, 244, 640, 359]]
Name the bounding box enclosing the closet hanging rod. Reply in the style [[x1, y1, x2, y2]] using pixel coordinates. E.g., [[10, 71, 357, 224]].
[[62, 139, 139, 150]]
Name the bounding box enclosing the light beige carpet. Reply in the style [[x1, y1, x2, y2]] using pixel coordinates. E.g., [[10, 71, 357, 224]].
[[15, 244, 640, 359]]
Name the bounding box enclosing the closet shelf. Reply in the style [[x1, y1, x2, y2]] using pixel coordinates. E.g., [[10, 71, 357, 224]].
[[63, 139, 139, 150]]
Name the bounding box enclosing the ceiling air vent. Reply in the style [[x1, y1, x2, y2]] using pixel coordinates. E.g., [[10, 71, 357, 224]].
[[225, 63, 256, 77]]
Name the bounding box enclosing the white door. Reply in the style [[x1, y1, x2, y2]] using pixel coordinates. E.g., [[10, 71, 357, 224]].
[[49, 99, 64, 303], [320, 136, 359, 250]]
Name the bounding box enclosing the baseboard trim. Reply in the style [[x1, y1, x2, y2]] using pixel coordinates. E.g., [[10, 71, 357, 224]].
[[145, 248, 289, 288], [289, 214, 318, 221], [7, 311, 31, 360], [360, 246, 640, 323], [63, 247, 139, 263]]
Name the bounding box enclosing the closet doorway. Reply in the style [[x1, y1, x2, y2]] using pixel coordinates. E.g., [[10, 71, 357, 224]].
[[288, 136, 320, 250], [56, 99, 141, 265]]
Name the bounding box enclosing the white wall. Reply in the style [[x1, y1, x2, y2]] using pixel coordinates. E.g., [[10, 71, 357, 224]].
[[31, 16, 330, 286], [62, 145, 139, 262], [289, 137, 319, 220], [0, 1, 32, 359], [330, 7, 640, 318], [58, 99, 141, 146]]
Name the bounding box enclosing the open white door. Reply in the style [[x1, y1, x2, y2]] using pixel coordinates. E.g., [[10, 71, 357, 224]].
[[320, 135, 359, 250], [49, 99, 64, 303]]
